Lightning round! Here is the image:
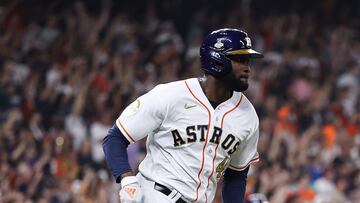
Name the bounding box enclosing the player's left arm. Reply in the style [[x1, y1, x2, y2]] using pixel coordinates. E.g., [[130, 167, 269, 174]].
[[223, 123, 260, 203], [222, 166, 249, 203], [228, 126, 260, 171]]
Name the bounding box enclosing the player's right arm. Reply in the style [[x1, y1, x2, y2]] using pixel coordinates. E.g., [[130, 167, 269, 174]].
[[103, 84, 166, 181], [102, 124, 133, 183], [103, 124, 144, 202], [102, 85, 166, 202]]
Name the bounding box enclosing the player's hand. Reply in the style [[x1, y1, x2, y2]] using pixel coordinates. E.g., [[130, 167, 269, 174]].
[[119, 176, 144, 203]]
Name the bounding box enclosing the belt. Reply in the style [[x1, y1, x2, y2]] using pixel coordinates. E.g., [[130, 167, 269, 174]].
[[154, 182, 187, 203]]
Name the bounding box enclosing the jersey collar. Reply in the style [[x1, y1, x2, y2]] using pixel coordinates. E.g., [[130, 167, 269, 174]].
[[187, 78, 242, 111]]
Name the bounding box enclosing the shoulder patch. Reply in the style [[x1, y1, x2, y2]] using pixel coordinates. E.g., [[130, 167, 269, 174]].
[[123, 99, 141, 116]]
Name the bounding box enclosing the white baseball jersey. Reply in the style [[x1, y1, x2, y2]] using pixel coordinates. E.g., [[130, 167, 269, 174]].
[[116, 78, 259, 203]]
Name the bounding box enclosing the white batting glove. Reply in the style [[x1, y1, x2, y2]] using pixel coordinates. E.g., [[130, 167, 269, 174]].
[[119, 176, 144, 203]]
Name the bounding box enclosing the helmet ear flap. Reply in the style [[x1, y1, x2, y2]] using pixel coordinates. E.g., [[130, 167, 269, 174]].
[[209, 52, 232, 78], [201, 50, 232, 78]]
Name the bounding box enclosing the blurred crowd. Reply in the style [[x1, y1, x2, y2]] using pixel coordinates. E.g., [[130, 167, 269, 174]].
[[0, 0, 359, 202]]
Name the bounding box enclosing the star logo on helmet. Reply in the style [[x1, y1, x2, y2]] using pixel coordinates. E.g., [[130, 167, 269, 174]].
[[214, 41, 224, 49], [245, 37, 252, 47]]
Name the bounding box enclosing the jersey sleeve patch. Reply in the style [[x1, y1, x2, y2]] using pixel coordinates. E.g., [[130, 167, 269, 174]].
[[123, 99, 141, 116]]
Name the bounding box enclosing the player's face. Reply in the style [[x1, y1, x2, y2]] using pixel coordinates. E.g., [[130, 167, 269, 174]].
[[221, 58, 251, 92]]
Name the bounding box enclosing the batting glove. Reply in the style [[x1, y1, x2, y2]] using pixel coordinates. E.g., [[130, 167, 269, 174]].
[[119, 176, 144, 203]]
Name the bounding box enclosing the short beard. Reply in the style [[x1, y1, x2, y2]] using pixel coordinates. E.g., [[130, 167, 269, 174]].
[[221, 75, 249, 92], [232, 82, 248, 92]]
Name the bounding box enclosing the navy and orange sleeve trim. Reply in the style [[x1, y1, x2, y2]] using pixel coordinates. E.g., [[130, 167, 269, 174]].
[[116, 119, 136, 143], [229, 152, 259, 171]]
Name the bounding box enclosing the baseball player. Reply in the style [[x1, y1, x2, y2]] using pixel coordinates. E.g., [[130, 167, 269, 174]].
[[103, 28, 263, 203]]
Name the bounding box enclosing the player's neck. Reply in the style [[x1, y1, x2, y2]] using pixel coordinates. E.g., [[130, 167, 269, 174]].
[[198, 76, 233, 103]]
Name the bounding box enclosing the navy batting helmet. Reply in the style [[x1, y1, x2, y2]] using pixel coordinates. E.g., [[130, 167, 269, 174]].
[[200, 28, 263, 78]]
